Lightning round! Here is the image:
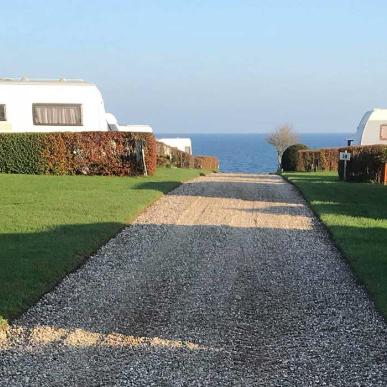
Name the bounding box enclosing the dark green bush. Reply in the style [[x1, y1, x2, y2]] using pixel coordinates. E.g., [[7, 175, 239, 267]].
[[282, 144, 308, 171], [0, 133, 45, 174]]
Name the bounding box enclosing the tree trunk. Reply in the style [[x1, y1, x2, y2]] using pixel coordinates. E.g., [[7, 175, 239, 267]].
[[277, 152, 282, 172]]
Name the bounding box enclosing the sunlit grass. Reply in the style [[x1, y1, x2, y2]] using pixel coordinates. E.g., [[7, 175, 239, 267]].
[[284, 171, 387, 318], [0, 168, 206, 323]]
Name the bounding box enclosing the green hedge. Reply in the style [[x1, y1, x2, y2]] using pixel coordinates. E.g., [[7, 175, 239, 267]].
[[0, 132, 157, 176], [0, 133, 46, 174]]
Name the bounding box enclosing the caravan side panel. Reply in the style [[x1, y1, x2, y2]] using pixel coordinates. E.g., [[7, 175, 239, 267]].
[[360, 110, 387, 145], [0, 83, 108, 132]]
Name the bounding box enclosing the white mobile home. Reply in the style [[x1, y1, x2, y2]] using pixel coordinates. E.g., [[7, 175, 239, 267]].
[[355, 108, 387, 145], [0, 78, 113, 133], [157, 138, 192, 154]]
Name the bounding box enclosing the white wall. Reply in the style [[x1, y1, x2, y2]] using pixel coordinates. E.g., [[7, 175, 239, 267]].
[[0, 82, 108, 132]]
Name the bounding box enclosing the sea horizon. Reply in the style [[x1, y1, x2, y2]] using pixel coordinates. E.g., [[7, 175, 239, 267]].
[[155, 132, 353, 173]]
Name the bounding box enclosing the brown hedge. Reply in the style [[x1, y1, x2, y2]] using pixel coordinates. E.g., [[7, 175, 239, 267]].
[[338, 145, 387, 183], [0, 131, 157, 176], [194, 156, 219, 170], [156, 141, 219, 170], [297, 148, 340, 172]]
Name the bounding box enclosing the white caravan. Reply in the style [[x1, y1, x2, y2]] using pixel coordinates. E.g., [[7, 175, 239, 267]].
[[355, 108, 387, 145], [105, 115, 153, 133], [0, 78, 115, 133], [157, 138, 192, 154], [119, 125, 153, 133]]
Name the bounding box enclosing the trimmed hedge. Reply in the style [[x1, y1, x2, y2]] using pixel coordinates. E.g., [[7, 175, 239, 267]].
[[0, 132, 157, 176], [194, 156, 219, 170], [282, 144, 308, 171], [297, 148, 340, 172], [156, 141, 219, 171], [338, 145, 387, 183]]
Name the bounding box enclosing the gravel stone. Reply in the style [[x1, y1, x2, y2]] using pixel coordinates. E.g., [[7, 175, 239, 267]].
[[0, 173, 386, 386]]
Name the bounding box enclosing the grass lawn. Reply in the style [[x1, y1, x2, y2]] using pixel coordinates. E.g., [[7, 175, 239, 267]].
[[0, 167, 207, 325], [284, 172, 387, 319]]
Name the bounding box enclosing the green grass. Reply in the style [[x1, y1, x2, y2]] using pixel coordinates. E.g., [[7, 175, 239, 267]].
[[0, 168, 206, 324], [284, 172, 387, 318]]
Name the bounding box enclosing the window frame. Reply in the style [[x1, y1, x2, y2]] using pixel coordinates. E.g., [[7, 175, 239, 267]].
[[380, 124, 387, 141], [32, 103, 83, 126], [0, 104, 6, 121]]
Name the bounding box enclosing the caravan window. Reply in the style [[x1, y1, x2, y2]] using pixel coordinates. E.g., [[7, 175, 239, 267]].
[[0, 105, 5, 121], [380, 125, 387, 140], [33, 104, 82, 126]]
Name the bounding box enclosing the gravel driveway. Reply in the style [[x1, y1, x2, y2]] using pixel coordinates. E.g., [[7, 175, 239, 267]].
[[1, 173, 386, 386]]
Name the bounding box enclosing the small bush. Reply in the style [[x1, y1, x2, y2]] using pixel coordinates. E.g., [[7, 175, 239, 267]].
[[0, 131, 157, 176], [282, 144, 308, 171]]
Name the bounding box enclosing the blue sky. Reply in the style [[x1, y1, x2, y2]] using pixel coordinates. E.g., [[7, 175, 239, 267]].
[[1, 0, 387, 133]]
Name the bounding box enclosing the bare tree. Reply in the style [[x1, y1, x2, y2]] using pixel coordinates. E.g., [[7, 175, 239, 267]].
[[266, 125, 299, 171]]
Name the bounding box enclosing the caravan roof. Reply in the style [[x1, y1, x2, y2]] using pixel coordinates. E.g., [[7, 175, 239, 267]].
[[158, 137, 192, 154], [0, 78, 93, 86], [356, 108, 387, 145]]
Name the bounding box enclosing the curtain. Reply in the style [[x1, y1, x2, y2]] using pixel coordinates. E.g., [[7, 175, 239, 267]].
[[0, 105, 5, 121], [33, 104, 82, 125], [381, 125, 387, 140]]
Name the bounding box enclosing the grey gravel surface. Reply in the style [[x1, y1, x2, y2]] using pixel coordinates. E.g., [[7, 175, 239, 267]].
[[0, 173, 386, 386]]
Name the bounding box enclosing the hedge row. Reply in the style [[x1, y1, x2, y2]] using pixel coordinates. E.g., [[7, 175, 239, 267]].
[[0, 132, 157, 176], [194, 156, 219, 170], [338, 145, 387, 183], [297, 148, 340, 172], [156, 141, 219, 171]]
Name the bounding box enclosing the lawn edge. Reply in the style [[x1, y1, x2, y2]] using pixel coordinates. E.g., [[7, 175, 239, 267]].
[[281, 173, 387, 321], [5, 170, 211, 326]]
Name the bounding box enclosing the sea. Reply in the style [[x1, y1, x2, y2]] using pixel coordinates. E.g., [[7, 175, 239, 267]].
[[156, 133, 354, 173]]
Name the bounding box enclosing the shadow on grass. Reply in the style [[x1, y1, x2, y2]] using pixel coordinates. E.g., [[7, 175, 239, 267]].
[[132, 181, 183, 194], [0, 222, 125, 322]]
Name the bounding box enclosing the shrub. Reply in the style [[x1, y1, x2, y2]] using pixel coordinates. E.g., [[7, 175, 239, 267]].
[[338, 145, 387, 183], [282, 144, 308, 171], [0, 131, 157, 176], [297, 148, 340, 172]]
